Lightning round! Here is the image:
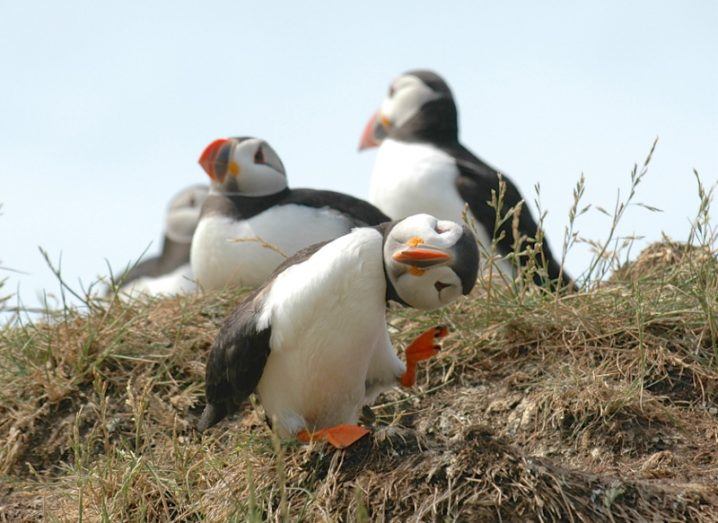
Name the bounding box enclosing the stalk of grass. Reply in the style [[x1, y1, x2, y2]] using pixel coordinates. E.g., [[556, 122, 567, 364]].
[[581, 137, 660, 284], [558, 174, 589, 297], [685, 170, 718, 357]]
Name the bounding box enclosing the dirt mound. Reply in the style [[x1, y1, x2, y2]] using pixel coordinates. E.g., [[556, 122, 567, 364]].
[[2, 238, 718, 521], [611, 239, 716, 282]]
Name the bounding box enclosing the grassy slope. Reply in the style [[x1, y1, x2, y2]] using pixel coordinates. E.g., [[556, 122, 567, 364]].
[[2, 148, 718, 521], [1, 239, 718, 522]]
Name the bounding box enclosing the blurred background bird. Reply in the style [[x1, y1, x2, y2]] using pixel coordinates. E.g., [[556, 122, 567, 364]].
[[114, 184, 207, 299], [359, 70, 573, 289]]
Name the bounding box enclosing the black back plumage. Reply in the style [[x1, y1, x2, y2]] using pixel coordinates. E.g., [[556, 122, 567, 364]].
[[198, 286, 272, 432], [201, 187, 390, 227], [446, 143, 570, 289]]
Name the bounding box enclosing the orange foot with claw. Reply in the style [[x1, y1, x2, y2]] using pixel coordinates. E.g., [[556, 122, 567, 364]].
[[400, 325, 449, 387], [296, 424, 370, 449]]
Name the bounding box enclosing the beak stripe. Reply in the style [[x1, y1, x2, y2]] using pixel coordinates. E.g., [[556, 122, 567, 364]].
[[393, 246, 451, 268], [199, 138, 229, 180]]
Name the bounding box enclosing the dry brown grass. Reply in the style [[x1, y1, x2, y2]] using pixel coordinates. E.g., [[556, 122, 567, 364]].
[[2, 145, 718, 521], [1, 236, 718, 521]]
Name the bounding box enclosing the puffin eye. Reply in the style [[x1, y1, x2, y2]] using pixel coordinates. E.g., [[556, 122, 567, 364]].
[[254, 146, 265, 164], [435, 281, 451, 292]]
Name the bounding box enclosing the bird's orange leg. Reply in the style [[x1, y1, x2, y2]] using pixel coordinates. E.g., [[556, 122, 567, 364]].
[[296, 424, 370, 449], [400, 325, 448, 387]]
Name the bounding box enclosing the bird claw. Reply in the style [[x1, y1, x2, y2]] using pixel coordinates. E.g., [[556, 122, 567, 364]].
[[297, 424, 370, 449], [405, 325, 448, 363], [401, 325, 449, 387]]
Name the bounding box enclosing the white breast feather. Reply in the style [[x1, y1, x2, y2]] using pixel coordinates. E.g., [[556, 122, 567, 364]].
[[191, 204, 356, 290], [254, 228, 396, 437], [369, 138, 512, 276], [119, 263, 196, 301], [370, 139, 467, 223]]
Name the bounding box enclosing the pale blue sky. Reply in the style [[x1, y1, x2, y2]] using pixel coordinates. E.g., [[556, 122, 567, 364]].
[[1, 1, 717, 308]]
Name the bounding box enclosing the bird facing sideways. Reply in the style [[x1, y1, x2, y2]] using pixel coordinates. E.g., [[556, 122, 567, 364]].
[[191, 137, 390, 290], [359, 69, 573, 290], [117, 184, 208, 299], [198, 214, 479, 448]]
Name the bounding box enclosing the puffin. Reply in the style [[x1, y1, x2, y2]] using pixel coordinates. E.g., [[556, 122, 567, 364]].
[[117, 184, 208, 298], [359, 69, 573, 290], [197, 213, 479, 448], [191, 136, 390, 290]]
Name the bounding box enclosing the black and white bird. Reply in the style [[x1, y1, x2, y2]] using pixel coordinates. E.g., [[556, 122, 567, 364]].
[[198, 214, 479, 448], [118, 184, 208, 299], [191, 137, 389, 290], [359, 70, 572, 290]]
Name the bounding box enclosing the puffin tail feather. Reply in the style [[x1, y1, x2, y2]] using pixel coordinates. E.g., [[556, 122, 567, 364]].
[[197, 403, 226, 432]]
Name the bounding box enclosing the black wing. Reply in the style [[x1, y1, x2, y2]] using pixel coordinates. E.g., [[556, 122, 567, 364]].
[[197, 239, 333, 432], [445, 143, 574, 290], [198, 287, 272, 432], [287, 188, 390, 226]]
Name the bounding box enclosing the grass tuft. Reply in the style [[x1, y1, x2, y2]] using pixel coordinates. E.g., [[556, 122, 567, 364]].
[[2, 150, 718, 520]]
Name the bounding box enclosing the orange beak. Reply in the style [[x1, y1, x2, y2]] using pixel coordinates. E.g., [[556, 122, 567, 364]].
[[198, 138, 229, 180], [392, 246, 451, 268], [358, 110, 381, 151]]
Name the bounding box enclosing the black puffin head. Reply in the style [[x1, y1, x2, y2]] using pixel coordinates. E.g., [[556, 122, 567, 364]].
[[381, 214, 479, 310], [359, 69, 458, 149], [198, 137, 288, 196]]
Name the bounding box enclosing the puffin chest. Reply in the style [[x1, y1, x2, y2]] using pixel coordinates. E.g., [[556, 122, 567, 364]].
[[369, 140, 503, 275], [369, 140, 466, 223], [191, 204, 355, 288], [254, 229, 388, 434], [119, 263, 196, 299]]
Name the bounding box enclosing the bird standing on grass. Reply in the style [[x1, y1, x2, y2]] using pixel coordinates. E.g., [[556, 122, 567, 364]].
[[191, 137, 389, 290], [359, 69, 572, 290], [197, 214, 479, 448], [117, 184, 208, 299]]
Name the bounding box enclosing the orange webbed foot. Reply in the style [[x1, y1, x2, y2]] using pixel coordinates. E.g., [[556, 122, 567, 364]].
[[401, 325, 448, 387], [297, 424, 369, 449]]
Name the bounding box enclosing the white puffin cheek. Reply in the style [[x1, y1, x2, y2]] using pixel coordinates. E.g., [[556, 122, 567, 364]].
[[434, 269, 462, 305], [439, 283, 462, 305], [237, 165, 287, 196], [380, 88, 421, 129], [382, 80, 440, 129], [396, 267, 461, 311], [380, 96, 397, 126], [396, 272, 442, 310]]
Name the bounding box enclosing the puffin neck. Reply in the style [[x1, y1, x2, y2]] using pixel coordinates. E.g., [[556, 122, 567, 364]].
[[384, 276, 408, 307], [224, 187, 291, 206], [207, 187, 292, 220], [392, 98, 459, 145], [376, 220, 411, 307]]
